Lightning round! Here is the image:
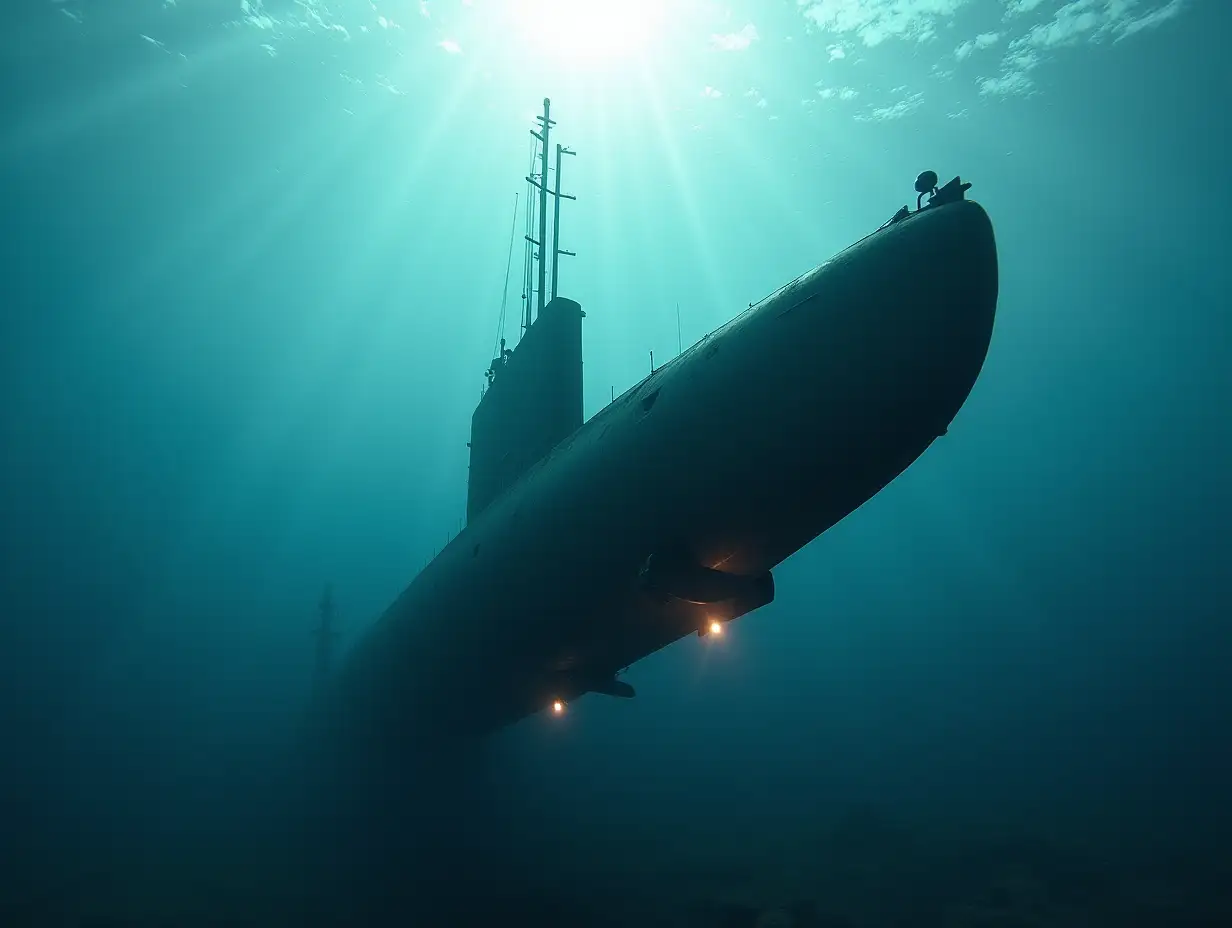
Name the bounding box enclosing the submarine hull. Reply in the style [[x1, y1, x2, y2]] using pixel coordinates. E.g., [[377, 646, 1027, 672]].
[[331, 198, 998, 749]]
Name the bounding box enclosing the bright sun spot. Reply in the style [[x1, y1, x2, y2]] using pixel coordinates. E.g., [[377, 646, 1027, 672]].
[[509, 0, 664, 62]]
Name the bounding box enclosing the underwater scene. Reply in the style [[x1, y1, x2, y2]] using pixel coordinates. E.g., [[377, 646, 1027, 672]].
[[2, 1, 1229, 925]]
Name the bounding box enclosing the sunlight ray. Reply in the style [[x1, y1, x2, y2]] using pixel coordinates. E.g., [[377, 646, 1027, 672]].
[[639, 67, 731, 338], [186, 68, 500, 558], [320, 42, 493, 334], [0, 25, 253, 163], [165, 110, 413, 557], [110, 83, 384, 316], [204, 99, 399, 289]]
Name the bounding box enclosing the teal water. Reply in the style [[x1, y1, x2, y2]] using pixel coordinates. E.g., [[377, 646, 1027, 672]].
[[2, 2, 1229, 925]]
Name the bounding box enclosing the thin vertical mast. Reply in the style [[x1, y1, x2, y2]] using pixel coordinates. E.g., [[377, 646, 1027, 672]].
[[551, 143, 576, 301], [522, 152, 536, 338], [526, 98, 556, 326], [537, 99, 551, 319]]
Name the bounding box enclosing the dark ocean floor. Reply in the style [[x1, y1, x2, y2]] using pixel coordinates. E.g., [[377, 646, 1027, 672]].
[[6, 802, 1231, 927]]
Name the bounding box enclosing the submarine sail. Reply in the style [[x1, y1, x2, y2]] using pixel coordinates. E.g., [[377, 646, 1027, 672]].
[[468, 295, 583, 523], [467, 98, 583, 524]]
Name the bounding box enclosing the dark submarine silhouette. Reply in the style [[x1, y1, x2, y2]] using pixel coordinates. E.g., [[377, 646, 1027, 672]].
[[324, 100, 999, 752]]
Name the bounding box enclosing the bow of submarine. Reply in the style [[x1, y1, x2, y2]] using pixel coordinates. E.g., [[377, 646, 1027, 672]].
[[328, 198, 998, 751], [739, 196, 998, 573], [542, 198, 998, 715]]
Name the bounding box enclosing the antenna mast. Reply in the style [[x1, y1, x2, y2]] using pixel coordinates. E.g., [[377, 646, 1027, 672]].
[[525, 98, 555, 326], [551, 143, 577, 301]]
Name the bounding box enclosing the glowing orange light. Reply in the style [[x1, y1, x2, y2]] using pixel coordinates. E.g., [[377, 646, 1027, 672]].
[[708, 619, 723, 636], [552, 699, 565, 714]]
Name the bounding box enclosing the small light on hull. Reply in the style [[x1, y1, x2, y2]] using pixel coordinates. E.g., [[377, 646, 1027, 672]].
[[551, 699, 565, 714], [708, 619, 724, 636]]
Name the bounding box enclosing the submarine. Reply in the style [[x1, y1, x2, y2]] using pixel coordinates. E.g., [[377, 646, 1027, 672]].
[[327, 99, 998, 753]]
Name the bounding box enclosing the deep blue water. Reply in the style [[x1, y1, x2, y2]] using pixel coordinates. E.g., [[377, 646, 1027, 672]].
[[2, 1, 1229, 925]]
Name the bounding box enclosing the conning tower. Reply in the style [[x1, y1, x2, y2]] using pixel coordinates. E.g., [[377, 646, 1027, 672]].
[[467, 98, 584, 524]]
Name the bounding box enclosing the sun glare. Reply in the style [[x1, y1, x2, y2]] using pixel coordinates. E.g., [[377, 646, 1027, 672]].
[[509, 0, 664, 62]]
